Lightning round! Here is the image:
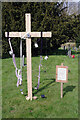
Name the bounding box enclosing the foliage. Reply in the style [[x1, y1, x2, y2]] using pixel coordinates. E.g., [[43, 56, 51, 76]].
[[76, 35, 80, 48], [75, 14, 80, 48], [2, 2, 80, 58]]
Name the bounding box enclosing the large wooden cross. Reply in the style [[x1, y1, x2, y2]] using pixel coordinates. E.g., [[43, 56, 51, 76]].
[[5, 13, 52, 100]]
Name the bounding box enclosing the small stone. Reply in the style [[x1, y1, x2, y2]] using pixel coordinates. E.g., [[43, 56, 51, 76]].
[[33, 96, 38, 100]]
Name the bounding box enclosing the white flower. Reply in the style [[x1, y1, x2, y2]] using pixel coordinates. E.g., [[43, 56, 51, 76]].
[[34, 43, 38, 48], [9, 51, 13, 55], [44, 56, 48, 60], [21, 92, 24, 94]]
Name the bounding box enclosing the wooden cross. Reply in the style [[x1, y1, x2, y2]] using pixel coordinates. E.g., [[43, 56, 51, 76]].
[[5, 13, 52, 100]]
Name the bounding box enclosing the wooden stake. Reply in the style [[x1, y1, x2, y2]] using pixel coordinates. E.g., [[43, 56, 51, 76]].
[[61, 82, 63, 98], [61, 63, 63, 98], [61, 63, 63, 99]]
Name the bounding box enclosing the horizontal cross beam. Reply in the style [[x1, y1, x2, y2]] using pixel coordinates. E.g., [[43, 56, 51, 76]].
[[5, 32, 52, 38]]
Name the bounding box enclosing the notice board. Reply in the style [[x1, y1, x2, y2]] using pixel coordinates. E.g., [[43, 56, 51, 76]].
[[56, 65, 68, 83]]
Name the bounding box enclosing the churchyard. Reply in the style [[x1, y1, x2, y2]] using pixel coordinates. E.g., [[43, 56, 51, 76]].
[[2, 48, 78, 118]]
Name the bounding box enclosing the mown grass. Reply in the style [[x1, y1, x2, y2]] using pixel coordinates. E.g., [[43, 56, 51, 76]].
[[2, 49, 78, 118]]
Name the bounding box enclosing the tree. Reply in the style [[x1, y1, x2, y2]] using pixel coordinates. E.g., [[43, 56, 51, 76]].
[[2, 2, 80, 58]]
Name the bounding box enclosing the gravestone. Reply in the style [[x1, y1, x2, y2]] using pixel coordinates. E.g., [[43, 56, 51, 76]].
[[72, 46, 75, 50], [76, 47, 78, 52], [64, 46, 66, 50], [68, 44, 71, 57]]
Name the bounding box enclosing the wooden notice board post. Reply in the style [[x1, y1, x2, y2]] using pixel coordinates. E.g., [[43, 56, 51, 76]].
[[56, 63, 68, 98], [5, 13, 52, 100]]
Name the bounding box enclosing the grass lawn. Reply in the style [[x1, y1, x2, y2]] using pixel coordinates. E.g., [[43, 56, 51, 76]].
[[2, 49, 78, 118]]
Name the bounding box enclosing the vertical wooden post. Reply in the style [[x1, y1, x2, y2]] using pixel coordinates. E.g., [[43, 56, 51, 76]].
[[61, 82, 63, 98], [61, 63, 63, 98], [61, 63, 63, 99], [25, 13, 32, 100]]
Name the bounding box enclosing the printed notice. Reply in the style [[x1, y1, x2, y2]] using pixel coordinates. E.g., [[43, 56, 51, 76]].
[[57, 68, 66, 81]]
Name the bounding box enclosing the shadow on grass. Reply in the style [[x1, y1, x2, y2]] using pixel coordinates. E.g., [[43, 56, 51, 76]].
[[43, 78, 55, 81], [33, 78, 55, 95], [23, 78, 55, 96], [63, 85, 76, 97]]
